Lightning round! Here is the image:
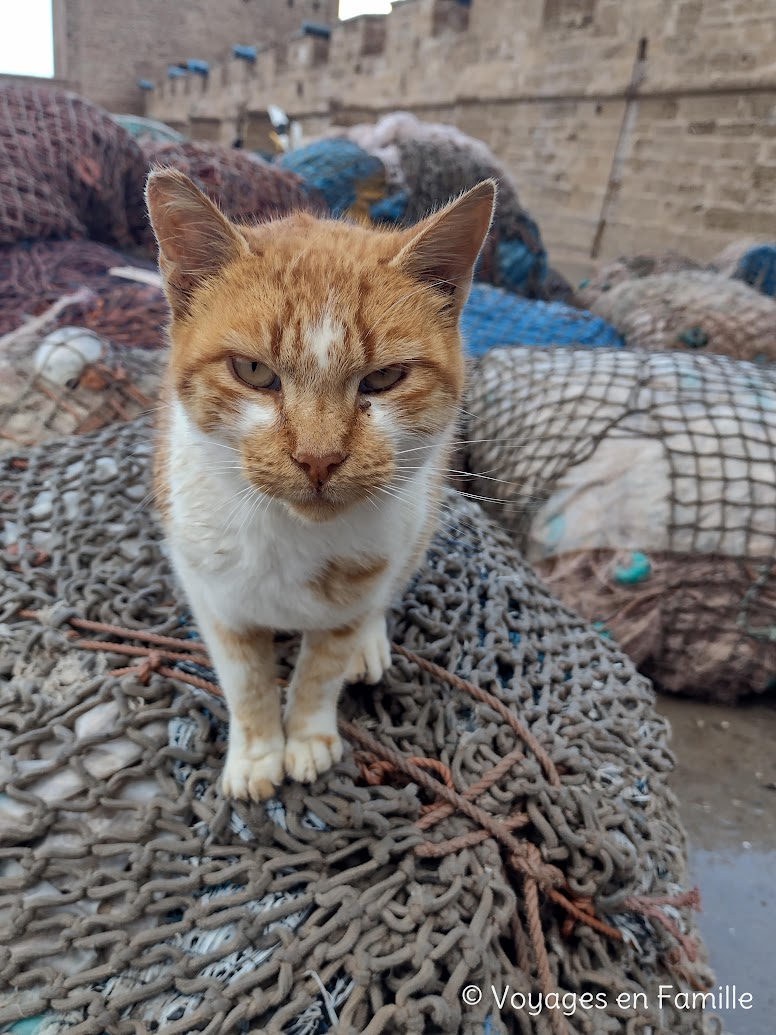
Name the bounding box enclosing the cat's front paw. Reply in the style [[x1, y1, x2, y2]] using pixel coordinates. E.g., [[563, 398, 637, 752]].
[[222, 740, 285, 801], [344, 615, 392, 685], [284, 731, 343, 784]]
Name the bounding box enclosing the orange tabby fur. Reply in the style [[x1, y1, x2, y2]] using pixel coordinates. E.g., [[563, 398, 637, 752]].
[[147, 168, 495, 800]]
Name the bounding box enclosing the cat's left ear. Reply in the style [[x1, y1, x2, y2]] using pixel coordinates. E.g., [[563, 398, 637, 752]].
[[391, 179, 497, 314], [145, 168, 248, 320]]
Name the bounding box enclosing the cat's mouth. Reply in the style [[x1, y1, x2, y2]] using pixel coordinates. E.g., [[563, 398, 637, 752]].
[[282, 483, 372, 523], [287, 498, 346, 523]]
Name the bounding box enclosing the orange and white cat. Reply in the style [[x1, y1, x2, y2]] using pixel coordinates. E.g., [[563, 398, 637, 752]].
[[146, 168, 495, 801]]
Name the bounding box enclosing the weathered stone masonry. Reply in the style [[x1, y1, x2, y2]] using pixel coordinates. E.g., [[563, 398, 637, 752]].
[[41, 1, 776, 279]]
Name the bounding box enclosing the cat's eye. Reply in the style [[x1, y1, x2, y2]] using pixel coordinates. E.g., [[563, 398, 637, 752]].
[[230, 356, 281, 391], [359, 366, 406, 394]]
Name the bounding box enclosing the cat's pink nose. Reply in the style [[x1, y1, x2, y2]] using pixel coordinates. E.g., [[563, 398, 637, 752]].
[[293, 451, 347, 488]]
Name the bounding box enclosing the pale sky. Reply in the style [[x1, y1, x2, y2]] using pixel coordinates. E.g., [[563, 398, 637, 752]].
[[340, 0, 392, 15], [0, 1, 390, 78], [0, 0, 54, 77]]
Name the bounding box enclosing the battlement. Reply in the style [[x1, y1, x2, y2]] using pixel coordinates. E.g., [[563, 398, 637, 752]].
[[144, 0, 776, 282], [151, 0, 476, 126]]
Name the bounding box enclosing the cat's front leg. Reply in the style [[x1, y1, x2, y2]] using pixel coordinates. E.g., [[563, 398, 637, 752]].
[[284, 614, 393, 783], [344, 611, 392, 685], [192, 605, 284, 800]]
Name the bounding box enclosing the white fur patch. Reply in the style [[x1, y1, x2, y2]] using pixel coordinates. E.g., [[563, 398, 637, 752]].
[[239, 397, 276, 433], [305, 310, 343, 370]]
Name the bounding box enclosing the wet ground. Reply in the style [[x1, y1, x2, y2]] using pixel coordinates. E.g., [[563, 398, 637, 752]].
[[656, 694, 776, 1035]]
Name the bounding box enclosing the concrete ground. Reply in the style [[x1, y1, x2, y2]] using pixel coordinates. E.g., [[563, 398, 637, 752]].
[[656, 694, 776, 1035]]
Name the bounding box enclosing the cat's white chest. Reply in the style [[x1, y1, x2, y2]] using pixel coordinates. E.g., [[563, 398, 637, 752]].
[[165, 406, 430, 632]]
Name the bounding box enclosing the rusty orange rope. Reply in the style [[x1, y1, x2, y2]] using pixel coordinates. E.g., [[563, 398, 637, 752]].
[[391, 642, 561, 788]]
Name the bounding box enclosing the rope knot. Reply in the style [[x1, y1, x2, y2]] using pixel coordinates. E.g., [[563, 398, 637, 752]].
[[137, 650, 164, 684]]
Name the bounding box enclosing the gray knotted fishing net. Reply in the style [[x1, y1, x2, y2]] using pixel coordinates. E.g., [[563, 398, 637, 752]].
[[588, 270, 776, 362], [463, 347, 776, 702], [576, 253, 706, 311], [1, 419, 714, 1035]]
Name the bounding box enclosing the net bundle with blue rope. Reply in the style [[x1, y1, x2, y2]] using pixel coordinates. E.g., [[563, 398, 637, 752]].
[[731, 243, 776, 298], [588, 270, 776, 363], [463, 345, 776, 702], [280, 115, 573, 303]]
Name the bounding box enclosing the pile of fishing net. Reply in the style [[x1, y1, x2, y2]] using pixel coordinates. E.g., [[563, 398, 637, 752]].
[[282, 113, 567, 300], [578, 244, 776, 331], [576, 253, 706, 310], [0, 241, 168, 453], [463, 346, 776, 702], [0, 239, 166, 342], [709, 237, 776, 296], [0, 418, 715, 1035], [279, 137, 388, 221], [0, 85, 322, 259], [587, 270, 776, 363], [0, 84, 150, 250], [462, 284, 622, 358], [0, 308, 164, 456], [144, 140, 323, 228]]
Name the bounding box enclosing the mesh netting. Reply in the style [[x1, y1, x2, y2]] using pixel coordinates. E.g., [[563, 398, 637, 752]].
[[334, 113, 550, 298], [711, 237, 765, 276], [279, 139, 388, 220], [0, 240, 168, 455], [577, 253, 706, 310], [0, 239, 167, 344], [461, 284, 622, 358], [146, 141, 325, 227], [540, 267, 578, 307], [0, 419, 714, 1034], [0, 85, 150, 250], [588, 271, 776, 362], [463, 347, 776, 701], [0, 311, 163, 454]]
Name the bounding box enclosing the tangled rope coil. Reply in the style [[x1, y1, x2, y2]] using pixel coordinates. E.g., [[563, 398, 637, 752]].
[[16, 607, 705, 1035]]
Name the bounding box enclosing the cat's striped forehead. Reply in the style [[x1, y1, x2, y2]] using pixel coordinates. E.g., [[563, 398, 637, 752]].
[[183, 247, 448, 385]]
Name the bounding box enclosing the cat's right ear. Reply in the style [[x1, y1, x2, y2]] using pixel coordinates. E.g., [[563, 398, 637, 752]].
[[145, 168, 247, 320]]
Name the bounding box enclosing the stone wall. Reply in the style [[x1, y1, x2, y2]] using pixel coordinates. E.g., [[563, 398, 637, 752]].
[[144, 0, 776, 279], [52, 0, 339, 116]]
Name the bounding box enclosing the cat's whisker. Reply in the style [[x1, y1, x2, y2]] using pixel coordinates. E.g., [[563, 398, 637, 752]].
[[361, 489, 380, 513], [392, 468, 546, 501], [372, 479, 492, 550], [194, 461, 245, 475], [238, 488, 267, 539], [392, 477, 539, 510], [394, 442, 449, 456], [217, 485, 262, 549], [132, 487, 162, 515], [213, 484, 254, 516], [373, 484, 469, 538], [381, 480, 531, 536]]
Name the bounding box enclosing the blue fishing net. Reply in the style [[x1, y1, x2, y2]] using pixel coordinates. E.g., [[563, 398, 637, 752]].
[[279, 138, 385, 217], [461, 283, 624, 357]]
